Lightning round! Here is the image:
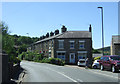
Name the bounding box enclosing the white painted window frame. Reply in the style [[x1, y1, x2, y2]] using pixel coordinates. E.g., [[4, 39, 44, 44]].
[[57, 51, 66, 60], [77, 51, 87, 60], [69, 40, 75, 49], [58, 40, 64, 49], [79, 40, 85, 49]]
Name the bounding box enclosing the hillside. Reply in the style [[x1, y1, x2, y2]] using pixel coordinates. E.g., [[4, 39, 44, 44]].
[[94, 46, 110, 55]]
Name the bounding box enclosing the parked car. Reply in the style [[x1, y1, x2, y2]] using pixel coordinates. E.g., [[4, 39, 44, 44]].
[[77, 59, 86, 66], [99, 55, 120, 72], [92, 60, 100, 69]]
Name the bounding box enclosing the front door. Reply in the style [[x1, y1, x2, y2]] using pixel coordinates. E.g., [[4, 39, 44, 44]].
[[70, 53, 75, 63]]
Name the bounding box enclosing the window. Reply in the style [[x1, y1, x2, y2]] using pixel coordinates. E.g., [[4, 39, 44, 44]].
[[46, 42, 47, 48], [58, 40, 64, 49], [49, 40, 51, 47], [79, 41, 85, 49], [78, 53, 87, 60], [52, 40, 54, 47], [70, 41, 74, 49], [57, 52, 65, 60]]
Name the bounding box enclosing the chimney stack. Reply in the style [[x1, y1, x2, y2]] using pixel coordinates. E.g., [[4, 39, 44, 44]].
[[89, 24, 92, 32], [61, 25, 67, 33], [46, 33, 49, 38], [50, 31, 54, 36], [40, 36, 42, 40], [55, 29, 59, 35], [42, 35, 45, 39]]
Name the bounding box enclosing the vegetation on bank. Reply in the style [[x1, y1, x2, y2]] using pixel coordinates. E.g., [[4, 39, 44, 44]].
[[18, 51, 65, 66], [1, 22, 39, 64], [92, 47, 110, 55]]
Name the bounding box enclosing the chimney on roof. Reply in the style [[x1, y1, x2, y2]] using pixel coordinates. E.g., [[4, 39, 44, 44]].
[[46, 33, 49, 38], [42, 35, 45, 39], [40, 36, 42, 40], [89, 24, 92, 32], [55, 29, 59, 35], [61, 25, 67, 33], [50, 31, 54, 36]]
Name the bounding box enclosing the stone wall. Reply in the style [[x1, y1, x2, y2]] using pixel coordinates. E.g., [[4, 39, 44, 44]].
[[1, 53, 20, 83], [1, 53, 9, 83]]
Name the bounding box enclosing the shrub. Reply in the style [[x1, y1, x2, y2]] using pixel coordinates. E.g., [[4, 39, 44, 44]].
[[94, 56, 101, 61], [12, 57, 21, 64], [40, 58, 50, 63], [18, 52, 26, 60], [49, 58, 65, 66], [33, 53, 44, 62], [18, 51, 65, 66]]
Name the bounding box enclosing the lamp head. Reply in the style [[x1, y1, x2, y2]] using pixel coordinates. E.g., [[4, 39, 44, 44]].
[[98, 7, 102, 9]]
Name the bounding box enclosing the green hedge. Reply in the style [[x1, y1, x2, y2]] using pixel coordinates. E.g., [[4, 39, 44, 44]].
[[39, 58, 65, 66], [94, 56, 101, 61], [18, 51, 65, 66]]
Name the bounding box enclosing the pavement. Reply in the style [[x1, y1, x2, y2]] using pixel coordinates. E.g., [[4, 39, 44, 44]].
[[19, 60, 119, 84]]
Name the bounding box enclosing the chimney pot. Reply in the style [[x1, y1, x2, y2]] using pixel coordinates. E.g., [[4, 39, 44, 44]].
[[61, 25, 67, 33], [50, 31, 54, 36], [89, 24, 92, 32], [46, 33, 49, 38], [55, 29, 59, 35]]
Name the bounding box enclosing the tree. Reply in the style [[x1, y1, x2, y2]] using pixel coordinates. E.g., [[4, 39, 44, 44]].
[[17, 44, 27, 54], [92, 49, 101, 54], [1, 22, 17, 62]]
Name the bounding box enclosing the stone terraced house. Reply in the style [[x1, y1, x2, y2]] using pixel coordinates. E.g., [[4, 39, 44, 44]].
[[27, 25, 92, 64], [111, 35, 120, 55]]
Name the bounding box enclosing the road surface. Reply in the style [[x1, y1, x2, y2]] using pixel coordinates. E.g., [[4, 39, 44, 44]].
[[20, 61, 119, 84]]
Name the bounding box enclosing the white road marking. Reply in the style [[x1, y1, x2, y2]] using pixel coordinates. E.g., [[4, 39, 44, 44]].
[[89, 70, 118, 79], [46, 67, 83, 84], [77, 79, 83, 82]]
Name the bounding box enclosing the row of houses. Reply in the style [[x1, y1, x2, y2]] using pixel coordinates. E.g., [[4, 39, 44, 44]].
[[27, 25, 92, 64], [27, 24, 120, 64]]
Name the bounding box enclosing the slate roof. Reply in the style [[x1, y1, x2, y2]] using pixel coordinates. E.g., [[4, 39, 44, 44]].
[[33, 33, 63, 44], [112, 35, 120, 44], [33, 31, 92, 45], [57, 31, 92, 38]]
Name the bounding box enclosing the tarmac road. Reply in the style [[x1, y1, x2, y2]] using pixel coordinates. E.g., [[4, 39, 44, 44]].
[[20, 61, 119, 84]]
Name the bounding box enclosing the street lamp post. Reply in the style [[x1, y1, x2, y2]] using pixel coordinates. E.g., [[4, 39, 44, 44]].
[[98, 7, 104, 56]]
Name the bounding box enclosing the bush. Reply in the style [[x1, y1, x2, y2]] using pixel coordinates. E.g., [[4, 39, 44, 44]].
[[40, 58, 50, 63], [18, 52, 26, 60], [94, 56, 101, 61], [49, 58, 56, 64], [49, 58, 65, 66], [18, 51, 65, 66], [12, 57, 21, 64], [33, 53, 44, 62]]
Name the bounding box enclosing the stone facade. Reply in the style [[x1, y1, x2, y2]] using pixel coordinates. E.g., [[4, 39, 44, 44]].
[[54, 38, 92, 64], [111, 35, 120, 55], [28, 25, 92, 64]]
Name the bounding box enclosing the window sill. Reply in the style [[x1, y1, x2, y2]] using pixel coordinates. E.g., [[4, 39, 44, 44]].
[[59, 48, 64, 49], [70, 48, 74, 49], [79, 48, 85, 50]]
